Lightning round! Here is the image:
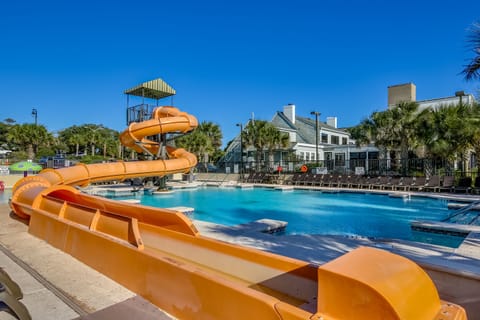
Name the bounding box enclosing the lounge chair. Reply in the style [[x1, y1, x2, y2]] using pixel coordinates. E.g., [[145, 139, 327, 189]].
[[349, 175, 365, 188], [311, 174, 324, 186], [329, 175, 342, 188], [320, 174, 333, 187], [286, 172, 302, 185], [382, 177, 400, 190], [395, 177, 414, 191], [339, 175, 352, 188], [294, 173, 309, 185], [453, 177, 472, 193], [370, 176, 390, 190], [359, 176, 374, 189], [437, 176, 454, 193], [409, 177, 427, 191], [422, 175, 441, 192]]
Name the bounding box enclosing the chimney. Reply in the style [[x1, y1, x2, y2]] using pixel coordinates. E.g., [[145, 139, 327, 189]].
[[326, 117, 337, 128], [283, 104, 295, 124], [388, 83, 416, 108]]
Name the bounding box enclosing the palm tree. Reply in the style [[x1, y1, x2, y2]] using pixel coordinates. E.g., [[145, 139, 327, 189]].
[[176, 122, 222, 165], [176, 130, 213, 163], [263, 125, 290, 168], [416, 104, 474, 174], [6, 124, 53, 159], [242, 120, 288, 170], [198, 121, 222, 150], [463, 103, 480, 173], [462, 22, 480, 81], [349, 102, 421, 175], [347, 117, 374, 148]]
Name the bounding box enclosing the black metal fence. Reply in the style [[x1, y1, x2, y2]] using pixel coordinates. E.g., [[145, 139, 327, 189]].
[[210, 158, 477, 179]]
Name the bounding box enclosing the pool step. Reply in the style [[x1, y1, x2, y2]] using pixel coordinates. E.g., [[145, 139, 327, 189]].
[[232, 219, 287, 234], [237, 184, 254, 189], [274, 186, 294, 191], [448, 203, 480, 211], [167, 206, 195, 215], [388, 193, 411, 198], [411, 220, 480, 237]]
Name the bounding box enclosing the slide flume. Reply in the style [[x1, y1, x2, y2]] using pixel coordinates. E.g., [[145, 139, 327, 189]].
[[9, 106, 466, 319]]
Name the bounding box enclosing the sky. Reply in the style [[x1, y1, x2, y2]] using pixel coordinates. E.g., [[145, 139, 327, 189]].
[[1, 0, 479, 147]]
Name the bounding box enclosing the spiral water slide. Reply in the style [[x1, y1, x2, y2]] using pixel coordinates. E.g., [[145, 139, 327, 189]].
[[9, 106, 465, 319]]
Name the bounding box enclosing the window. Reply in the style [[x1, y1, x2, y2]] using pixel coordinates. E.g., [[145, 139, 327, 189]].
[[368, 151, 379, 159], [306, 152, 310, 161], [342, 137, 348, 145], [331, 135, 339, 145], [350, 152, 366, 159], [299, 152, 305, 160], [335, 153, 345, 166], [321, 133, 328, 143]]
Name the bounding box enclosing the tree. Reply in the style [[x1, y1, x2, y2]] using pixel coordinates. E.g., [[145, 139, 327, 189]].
[[263, 124, 290, 167], [176, 130, 213, 163], [416, 104, 475, 173], [242, 120, 289, 170], [198, 121, 222, 150], [462, 22, 480, 81], [347, 118, 373, 147], [348, 102, 421, 175], [176, 121, 222, 164], [6, 124, 53, 159], [462, 103, 480, 173]]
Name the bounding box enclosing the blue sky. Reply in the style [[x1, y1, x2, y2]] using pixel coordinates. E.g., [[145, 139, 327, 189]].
[[1, 0, 479, 147]]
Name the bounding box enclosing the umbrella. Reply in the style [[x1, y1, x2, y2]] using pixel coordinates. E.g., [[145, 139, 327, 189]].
[[9, 161, 43, 173]]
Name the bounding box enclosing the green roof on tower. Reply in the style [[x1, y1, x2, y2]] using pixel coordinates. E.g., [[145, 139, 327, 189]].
[[124, 78, 176, 100]]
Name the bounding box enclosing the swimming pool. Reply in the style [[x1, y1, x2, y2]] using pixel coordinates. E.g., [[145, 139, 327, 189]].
[[120, 187, 464, 248]]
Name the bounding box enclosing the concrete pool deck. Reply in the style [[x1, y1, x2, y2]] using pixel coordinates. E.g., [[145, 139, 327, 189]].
[[0, 183, 480, 319]]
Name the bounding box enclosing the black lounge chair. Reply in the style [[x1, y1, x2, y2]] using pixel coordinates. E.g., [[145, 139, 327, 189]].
[[370, 176, 389, 190], [395, 177, 414, 191], [382, 177, 400, 190], [422, 175, 441, 192], [320, 174, 333, 187], [453, 177, 472, 193], [294, 173, 309, 185], [409, 177, 427, 191], [311, 174, 324, 186], [286, 172, 302, 185], [329, 175, 343, 188], [339, 175, 352, 188], [349, 175, 365, 188], [437, 176, 455, 193], [359, 176, 374, 189]]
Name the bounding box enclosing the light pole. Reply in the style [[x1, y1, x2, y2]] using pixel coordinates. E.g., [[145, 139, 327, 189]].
[[236, 123, 243, 178], [31, 108, 38, 125], [310, 111, 320, 166]]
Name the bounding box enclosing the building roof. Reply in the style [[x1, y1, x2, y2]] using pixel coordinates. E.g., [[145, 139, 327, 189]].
[[272, 112, 348, 145], [124, 78, 176, 99]]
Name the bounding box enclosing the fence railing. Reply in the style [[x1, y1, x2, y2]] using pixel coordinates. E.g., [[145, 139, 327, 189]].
[[212, 158, 475, 178]]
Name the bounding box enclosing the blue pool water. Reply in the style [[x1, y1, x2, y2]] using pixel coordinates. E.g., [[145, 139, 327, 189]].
[[123, 187, 463, 247]]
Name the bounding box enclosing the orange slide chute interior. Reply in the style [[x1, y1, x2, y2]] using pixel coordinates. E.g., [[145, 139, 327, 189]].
[[9, 106, 466, 319]]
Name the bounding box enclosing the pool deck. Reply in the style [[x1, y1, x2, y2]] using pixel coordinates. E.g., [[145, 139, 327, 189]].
[[1, 183, 480, 319]]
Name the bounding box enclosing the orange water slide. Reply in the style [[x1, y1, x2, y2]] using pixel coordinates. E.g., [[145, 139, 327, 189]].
[[9, 106, 466, 319]]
